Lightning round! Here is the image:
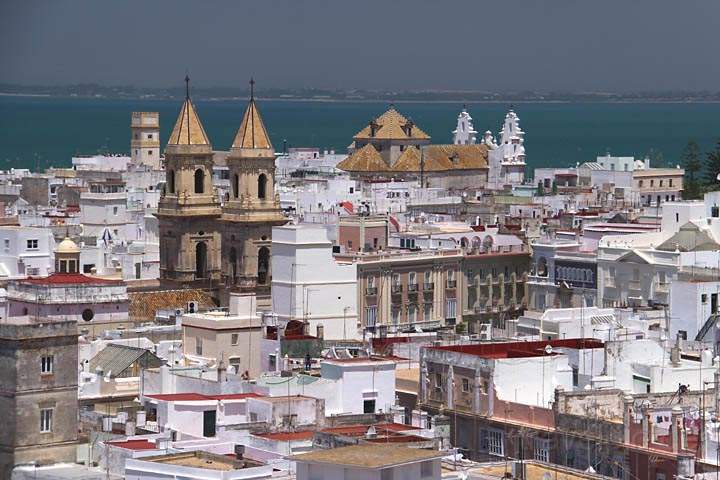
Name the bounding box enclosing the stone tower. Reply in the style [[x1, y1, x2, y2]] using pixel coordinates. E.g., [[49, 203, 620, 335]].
[[131, 111, 161, 169], [157, 77, 222, 287], [221, 79, 285, 296]]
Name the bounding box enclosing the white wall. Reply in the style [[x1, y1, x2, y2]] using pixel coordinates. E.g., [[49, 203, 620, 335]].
[[493, 355, 573, 408], [272, 225, 358, 340], [670, 279, 720, 340]]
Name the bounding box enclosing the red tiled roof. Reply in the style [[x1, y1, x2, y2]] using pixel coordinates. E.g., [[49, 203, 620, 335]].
[[322, 423, 419, 436], [255, 430, 315, 441], [146, 392, 263, 402], [146, 393, 210, 402], [211, 393, 264, 400], [107, 439, 157, 451], [431, 338, 604, 359], [22, 273, 123, 286]]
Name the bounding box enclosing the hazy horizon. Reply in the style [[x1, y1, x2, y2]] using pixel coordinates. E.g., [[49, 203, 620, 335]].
[[2, 1, 720, 92]]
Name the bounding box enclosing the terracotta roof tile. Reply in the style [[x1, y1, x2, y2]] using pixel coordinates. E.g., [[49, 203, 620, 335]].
[[353, 107, 430, 141], [232, 99, 273, 150], [128, 288, 216, 321], [336, 144, 389, 172], [167, 98, 210, 146]]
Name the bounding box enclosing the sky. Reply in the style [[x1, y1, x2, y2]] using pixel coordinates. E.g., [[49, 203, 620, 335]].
[[1, 0, 719, 92]]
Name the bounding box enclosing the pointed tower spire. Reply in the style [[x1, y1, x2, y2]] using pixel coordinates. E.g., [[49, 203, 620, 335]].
[[167, 75, 211, 148], [231, 78, 273, 152]]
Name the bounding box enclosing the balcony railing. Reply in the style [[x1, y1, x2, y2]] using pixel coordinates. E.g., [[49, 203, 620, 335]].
[[391, 284, 403, 294], [365, 287, 378, 296], [423, 282, 434, 291], [407, 283, 418, 293], [446, 280, 457, 289], [628, 280, 642, 291]]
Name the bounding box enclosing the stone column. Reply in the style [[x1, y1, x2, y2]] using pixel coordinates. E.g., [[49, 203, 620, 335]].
[[671, 406, 683, 453], [447, 365, 455, 410], [641, 405, 650, 448], [622, 395, 634, 445]]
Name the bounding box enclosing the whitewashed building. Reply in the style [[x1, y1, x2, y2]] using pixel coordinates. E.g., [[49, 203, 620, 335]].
[[0, 225, 55, 278], [271, 224, 358, 340]]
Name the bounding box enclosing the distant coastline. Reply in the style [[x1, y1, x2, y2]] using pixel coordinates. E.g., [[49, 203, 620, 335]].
[[2, 84, 720, 104]]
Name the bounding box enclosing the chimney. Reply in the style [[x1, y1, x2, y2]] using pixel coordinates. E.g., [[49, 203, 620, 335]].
[[670, 339, 681, 367], [234, 444, 246, 460], [369, 120, 378, 137], [217, 360, 227, 382]]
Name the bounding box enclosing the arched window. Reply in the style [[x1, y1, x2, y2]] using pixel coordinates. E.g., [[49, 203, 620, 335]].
[[195, 242, 207, 279], [194, 169, 205, 194], [168, 170, 175, 194], [257, 246, 270, 284], [233, 174, 239, 198], [258, 174, 267, 200], [229, 247, 237, 283]]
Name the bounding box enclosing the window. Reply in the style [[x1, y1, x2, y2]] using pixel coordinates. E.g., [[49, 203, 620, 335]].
[[148, 150, 153, 156], [423, 303, 432, 321], [659, 180, 664, 187], [669, 179, 673, 187], [434, 372, 443, 389], [194, 168, 205, 194], [446, 298, 457, 320], [408, 305, 417, 323], [27, 239, 38, 250], [257, 174, 267, 199], [147, 133, 153, 139], [392, 307, 400, 325], [365, 306, 378, 327], [462, 378, 470, 392], [534, 437, 550, 462], [231, 333, 239, 346], [3, 239, 9, 251], [41, 355, 53, 374], [196, 337, 203, 356], [40, 408, 53, 432], [487, 429, 504, 456], [702, 294, 708, 304], [113, 206, 118, 215]]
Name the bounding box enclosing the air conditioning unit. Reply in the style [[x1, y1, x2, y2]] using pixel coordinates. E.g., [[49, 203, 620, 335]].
[[187, 301, 198, 313]]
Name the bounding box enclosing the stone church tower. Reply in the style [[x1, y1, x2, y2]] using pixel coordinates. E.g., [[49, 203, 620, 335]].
[[221, 80, 286, 295], [157, 77, 222, 287]]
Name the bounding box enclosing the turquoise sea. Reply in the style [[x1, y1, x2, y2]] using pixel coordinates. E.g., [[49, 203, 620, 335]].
[[1, 96, 719, 172]]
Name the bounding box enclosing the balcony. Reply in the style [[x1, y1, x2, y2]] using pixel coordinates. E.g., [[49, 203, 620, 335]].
[[655, 282, 669, 293], [365, 287, 378, 296], [604, 277, 616, 288], [407, 283, 418, 293], [423, 282, 434, 291], [391, 284, 403, 294], [628, 280, 642, 291], [446, 280, 457, 289]]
